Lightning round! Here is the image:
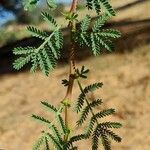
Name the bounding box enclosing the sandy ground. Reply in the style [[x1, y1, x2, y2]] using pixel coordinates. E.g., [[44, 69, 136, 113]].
[[0, 44, 150, 150]]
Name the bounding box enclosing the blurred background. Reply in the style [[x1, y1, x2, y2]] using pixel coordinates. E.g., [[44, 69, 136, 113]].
[[0, 0, 150, 149]]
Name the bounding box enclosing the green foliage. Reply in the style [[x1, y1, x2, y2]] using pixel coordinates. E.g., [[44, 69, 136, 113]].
[[31, 88, 122, 150], [86, 0, 100, 14], [13, 0, 122, 150], [84, 108, 116, 136], [45, 132, 62, 149], [44, 137, 50, 150], [76, 99, 102, 126], [92, 129, 110, 150], [63, 12, 78, 22], [13, 0, 121, 75], [66, 134, 87, 148], [32, 102, 65, 150], [80, 15, 91, 32], [46, 0, 57, 10], [33, 135, 45, 150], [41, 12, 58, 28], [76, 14, 121, 55], [76, 80, 122, 150], [41, 101, 58, 113], [99, 0, 116, 16], [23, 0, 39, 11], [13, 12, 63, 76], [32, 114, 51, 126], [84, 82, 103, 93], [27, 26, 49, 40], [92, 127, 122, 150], [74, 82, 103, 113], [50, 124, 62, 143], [75, 66, 90, 79], [23, 0, 57, 11], [92, 14, 109, 32], [62, 79, 69, 86], [85, 0, 115, 16]]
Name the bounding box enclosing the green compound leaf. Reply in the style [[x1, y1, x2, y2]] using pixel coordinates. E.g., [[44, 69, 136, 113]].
[[42, 12, 58, 28], [85, 108, 115, 137], [27, 26, 49, 40], [32, 135, 45, 150], [50, 124, 63, 144], [75, 82, 103, 113], [92, 15, 109, 32], [86, 0, 115, 16], [85, 0, 115, 16], [99, 0, 116, 16], [13, 25, 62, 76], [44, 137, 50, 150], [41, 101, 58, 113], [76, 99, 103, 126], [47, 0, 57, 10], [23, 0, 39, 11], [66, 134, 87, 149], [13, 55, 33, 70], [98, 29, 121, 38], [104, 129, 122, 142], [45, 132, 63, 150], [99, 122, 122, 129], [92, 123, 122, 150], [31, 114, 51, 126], [76, 13, 121, 56], [86, 0, 101, 14], [76, 66, 90, 79], [80, 15, 91, 32], [62, 79, 69, 86]]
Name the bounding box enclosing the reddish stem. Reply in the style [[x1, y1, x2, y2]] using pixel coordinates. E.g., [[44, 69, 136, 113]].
[[63, 0, 78, 136]]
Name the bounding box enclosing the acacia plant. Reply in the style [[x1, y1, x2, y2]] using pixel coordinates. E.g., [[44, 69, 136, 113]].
[[13, 0, 122, 149]]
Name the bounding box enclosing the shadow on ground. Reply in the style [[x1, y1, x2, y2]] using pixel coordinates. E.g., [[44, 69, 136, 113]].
[[0, 18, 150, 74]]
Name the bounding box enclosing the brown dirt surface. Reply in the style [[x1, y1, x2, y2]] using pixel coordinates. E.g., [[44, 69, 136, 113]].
[[0, 44, 150, 150]]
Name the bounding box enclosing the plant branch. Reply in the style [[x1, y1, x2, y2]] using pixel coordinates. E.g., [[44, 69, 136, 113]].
[[69, 0, 78, 12], [63, 0, 78, 141]]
